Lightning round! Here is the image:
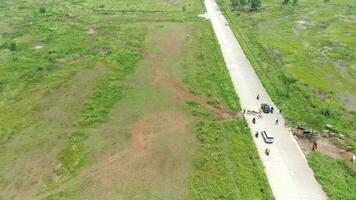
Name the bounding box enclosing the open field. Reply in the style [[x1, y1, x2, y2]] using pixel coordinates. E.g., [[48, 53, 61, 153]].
[[0, 0, 273, 199], [217, 0, 356, 199]]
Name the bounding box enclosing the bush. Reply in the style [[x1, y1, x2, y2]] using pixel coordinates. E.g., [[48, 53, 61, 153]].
[[39, 7, 46, 13], [1, 41, 17, 51]]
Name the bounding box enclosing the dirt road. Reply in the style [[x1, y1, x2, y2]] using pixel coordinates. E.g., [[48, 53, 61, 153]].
[[204, 0, 327, 199]]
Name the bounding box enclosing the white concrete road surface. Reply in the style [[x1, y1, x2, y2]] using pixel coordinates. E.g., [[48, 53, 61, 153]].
[[204, 0, 328, 199]]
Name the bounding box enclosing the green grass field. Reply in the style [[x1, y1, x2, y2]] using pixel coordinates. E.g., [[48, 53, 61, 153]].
[[217, 0, 356, 199], [0, 0, 273, 199], [308, 152, 356, 200]]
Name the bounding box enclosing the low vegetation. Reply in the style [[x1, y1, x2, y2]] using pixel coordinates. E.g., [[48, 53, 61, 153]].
[[217, 0, 356, 199], [308, 153, 356, 200], [0, 0, 273, 199], [186, 22, 273, 199], [218, 0, 356, 149]]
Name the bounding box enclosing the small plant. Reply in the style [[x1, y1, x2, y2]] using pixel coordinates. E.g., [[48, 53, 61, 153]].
[[9, 42, 17, 51], [2, 41, 17, 51], [250, 0, 261, 11], [39, 7, 46, 13]]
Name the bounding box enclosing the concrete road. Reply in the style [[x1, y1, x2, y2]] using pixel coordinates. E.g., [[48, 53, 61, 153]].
[[204, 0, 328, 199]]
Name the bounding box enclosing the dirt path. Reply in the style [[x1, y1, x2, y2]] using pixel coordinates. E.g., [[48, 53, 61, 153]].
[[297, 137, 354, 160], [36, 22, 232, 200], [205, 0, 327, 199]]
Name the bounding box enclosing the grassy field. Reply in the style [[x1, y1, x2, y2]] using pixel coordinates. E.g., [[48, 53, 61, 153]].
[[217, 0, 356, 199], [218, 0, 356, 149], [0, 0, 273, 199], [308, 152, 356, 200]]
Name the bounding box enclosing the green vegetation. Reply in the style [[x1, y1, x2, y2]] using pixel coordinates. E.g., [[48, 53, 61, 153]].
[[308, 153, 356, 200], [218, 0, 356, 199], [185, 22, 272, 199], [218, 0, 356, 149], [182, 23, 240, 112], [0, 0, 273, 199], [231, 0, 262, 11], [79, 48, 144, 126], [190, 120, 273, 200], [46, 131, 90, 190]]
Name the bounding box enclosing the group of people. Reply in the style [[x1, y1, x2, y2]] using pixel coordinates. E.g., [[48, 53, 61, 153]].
[[254, 94, 280, 126], [254, 94, 279, 156]]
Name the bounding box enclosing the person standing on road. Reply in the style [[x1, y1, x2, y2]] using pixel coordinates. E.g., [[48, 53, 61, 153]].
[[279, 109, 282, 114], [265, 148, 270, 156], [275, 119, 279, 125], [255, 131, 259, 138], [252, 117, 256, 124], [271, 106, 274, 113], [257, 94, 259, 100]]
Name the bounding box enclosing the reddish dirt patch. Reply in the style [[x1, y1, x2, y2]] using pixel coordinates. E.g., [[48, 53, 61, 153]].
[[147, 27, 238, 120], [297, 137, 354, 160], [153, 64, 238, 119], [86, 110, 195, 199]]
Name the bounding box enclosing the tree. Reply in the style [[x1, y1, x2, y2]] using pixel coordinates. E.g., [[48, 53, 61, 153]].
[[250, 0, 261, 11]]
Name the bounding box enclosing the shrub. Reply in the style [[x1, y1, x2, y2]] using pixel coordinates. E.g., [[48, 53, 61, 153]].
[[39, 7, 46, 13]]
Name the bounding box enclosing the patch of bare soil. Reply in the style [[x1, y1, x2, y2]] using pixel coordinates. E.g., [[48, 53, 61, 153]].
[[40, 63, 108, 125], [59, 110, 195, 200], [38, 23, 237, 199], [153, 63, 238, 119], [87, 27, 97, 35], [168, 0, 181, 4], [149, 28, 238, 120], [296, 137, 354, 160], [97, 110, 193, 196]]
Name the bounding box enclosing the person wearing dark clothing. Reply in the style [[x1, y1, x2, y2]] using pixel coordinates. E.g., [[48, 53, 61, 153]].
[[275, 119, 279, 125], [271, 107, 274, 113], [312, 141, 318, 151], [265, 148, 270, 156], [252, 117, 256, 124], [257, 94, 259, 100], [255, 131, 259, 138]]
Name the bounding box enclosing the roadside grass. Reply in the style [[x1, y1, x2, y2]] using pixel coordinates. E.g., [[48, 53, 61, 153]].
[[217, 0, 356, 199], [186, 22, 273, 200], [181, 21, 240, 112], [189, 119, 274, 200], [308, 153, 356, 200]]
